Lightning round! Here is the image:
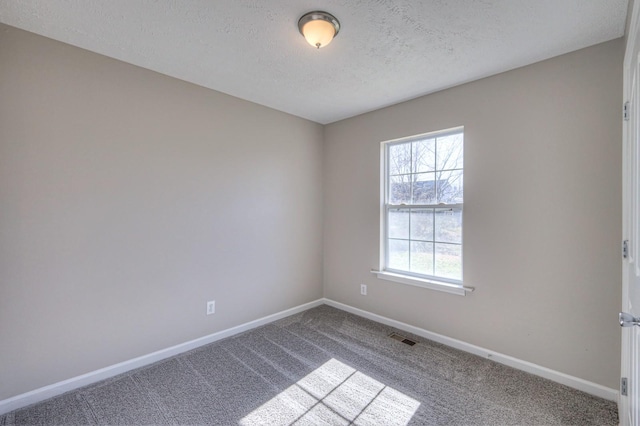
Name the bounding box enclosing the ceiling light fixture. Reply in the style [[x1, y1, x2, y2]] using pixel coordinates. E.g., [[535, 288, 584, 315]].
[[298, 11, 340, 49]]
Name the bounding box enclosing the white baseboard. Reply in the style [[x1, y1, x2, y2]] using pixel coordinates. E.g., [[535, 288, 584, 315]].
[[0, 298, 325, 416], [0, 297, 618, 416], [322, 298, 619, 402]]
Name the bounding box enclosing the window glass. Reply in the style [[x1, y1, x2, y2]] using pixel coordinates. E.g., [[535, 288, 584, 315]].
[[383, 129, 464, 283]]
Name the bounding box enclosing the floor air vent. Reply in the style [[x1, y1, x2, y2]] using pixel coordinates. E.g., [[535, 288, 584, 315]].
[[389, 332, 417, 346]]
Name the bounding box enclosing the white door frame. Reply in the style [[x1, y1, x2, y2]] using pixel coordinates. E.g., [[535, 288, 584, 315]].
[[622, 1, 640, 424]]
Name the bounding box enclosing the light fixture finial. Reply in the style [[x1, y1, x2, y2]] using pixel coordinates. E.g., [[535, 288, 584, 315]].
[[298, 11, 340, 49]]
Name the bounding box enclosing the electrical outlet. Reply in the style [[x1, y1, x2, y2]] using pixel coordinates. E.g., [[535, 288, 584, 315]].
[[360, 284, 367, 296], [207, 300, 215, 315]]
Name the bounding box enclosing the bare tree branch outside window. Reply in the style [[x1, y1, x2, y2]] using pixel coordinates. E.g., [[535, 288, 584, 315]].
[[385, 130, 463, 282], [389, 134, 463, 205]]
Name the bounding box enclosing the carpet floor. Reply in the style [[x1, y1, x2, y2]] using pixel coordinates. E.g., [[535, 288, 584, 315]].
[[0, 305, 618, 425]]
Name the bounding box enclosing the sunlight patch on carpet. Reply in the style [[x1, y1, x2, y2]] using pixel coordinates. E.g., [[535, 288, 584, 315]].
[[239, 358, 420, 425]]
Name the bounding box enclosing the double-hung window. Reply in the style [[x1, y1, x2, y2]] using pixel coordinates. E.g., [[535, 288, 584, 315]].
[[380, 128, 465, 292]]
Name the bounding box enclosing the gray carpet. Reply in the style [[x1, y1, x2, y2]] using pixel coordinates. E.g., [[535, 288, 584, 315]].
[[0, 305, 618, 425]]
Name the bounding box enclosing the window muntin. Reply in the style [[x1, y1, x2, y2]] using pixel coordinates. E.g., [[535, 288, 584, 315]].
[[383, 129, 463, 283]]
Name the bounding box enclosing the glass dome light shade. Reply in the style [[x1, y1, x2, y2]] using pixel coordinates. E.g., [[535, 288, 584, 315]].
[[298, 11, 340, 49], [301, 19, 336, 48]]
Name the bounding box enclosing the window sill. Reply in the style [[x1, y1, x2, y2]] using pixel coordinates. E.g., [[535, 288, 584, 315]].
[[371, 270, 474, 296]]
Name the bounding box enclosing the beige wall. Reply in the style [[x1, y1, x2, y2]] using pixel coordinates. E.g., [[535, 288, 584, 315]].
[[0, 24, 324, 400], [0, 21, 625, 400], [324, 39, 623, 389]]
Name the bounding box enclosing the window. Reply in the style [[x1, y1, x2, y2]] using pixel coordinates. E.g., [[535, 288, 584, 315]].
[[379, 128, 465, 292]]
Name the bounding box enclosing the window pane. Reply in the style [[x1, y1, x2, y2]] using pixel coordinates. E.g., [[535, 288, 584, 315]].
[[434, 209, 462, 243], [434, 243, 462, 280], [388, 210, 409, 239], [410, 209, 433, 241], [410, 241, 433, 275], [413, 138, 435, 173], [412, 173, 436, 204], [389, 175, 411, 204], [436, 170, 463, 204], [384, 130, 463, 283], [388, 239, 409, 271], [388, 143, 412, 176], [436, 133, 463, 171]]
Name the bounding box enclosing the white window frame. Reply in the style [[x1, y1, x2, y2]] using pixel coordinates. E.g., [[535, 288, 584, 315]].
[[373, 127, 474, 296]]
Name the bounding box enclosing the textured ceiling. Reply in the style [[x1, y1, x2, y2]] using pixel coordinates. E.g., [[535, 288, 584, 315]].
[[0, 0, 630, 124]]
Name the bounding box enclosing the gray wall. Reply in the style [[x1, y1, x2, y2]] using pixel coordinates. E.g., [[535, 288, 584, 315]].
[[0, 24, 324, 400], [0, 21, 624, 400], [323, 39, 623, 389]]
